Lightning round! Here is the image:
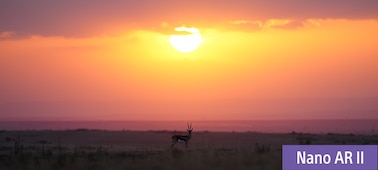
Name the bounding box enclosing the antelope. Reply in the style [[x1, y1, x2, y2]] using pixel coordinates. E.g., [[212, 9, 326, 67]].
[[171, 123, 193, 149]]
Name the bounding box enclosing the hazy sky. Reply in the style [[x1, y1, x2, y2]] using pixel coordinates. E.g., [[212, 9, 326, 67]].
[[1, 0, 378, 120], [1, 0, 378, 37]]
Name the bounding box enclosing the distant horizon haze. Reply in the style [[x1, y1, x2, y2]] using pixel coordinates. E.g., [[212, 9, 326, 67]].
[[0, 120, 377, 135], [0, 98, 377, 121]]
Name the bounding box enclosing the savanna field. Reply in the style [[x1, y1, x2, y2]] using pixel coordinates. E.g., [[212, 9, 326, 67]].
[[1, 130, 377, 170]]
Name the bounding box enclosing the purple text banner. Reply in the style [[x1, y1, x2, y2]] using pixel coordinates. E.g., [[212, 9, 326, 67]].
[[283, 145, 377, 170]]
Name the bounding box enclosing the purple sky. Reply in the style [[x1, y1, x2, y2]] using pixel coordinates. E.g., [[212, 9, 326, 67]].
[[1, 0, 378, 37]]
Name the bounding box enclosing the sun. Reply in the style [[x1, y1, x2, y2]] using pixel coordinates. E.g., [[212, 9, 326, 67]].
[[169, 27, 202, 53]]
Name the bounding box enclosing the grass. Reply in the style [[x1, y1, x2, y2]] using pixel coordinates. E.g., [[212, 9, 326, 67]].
[[0, 130, 377, 170], [0, 148, 280, 170]]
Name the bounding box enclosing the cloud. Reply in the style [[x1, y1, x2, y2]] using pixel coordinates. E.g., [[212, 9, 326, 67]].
[[0, 0, 377, 37], [227, 20, 263, 31], [226, 19, 320, 31], [0, 31, 14, 39], [264, 20, 306, 30]]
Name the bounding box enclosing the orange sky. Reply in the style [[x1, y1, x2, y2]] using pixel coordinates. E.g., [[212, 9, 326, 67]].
[[1, 1, 378, 121]]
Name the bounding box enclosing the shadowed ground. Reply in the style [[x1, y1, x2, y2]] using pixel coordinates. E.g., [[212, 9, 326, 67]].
[[0, 130, 377, 170]]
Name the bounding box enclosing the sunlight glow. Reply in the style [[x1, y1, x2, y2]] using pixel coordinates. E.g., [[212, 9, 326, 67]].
[[169, 27, 202, 53]]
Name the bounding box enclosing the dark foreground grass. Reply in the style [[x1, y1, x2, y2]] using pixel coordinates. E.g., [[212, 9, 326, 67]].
[[0, 130, 377, 170], [0, 148, 280, 170]]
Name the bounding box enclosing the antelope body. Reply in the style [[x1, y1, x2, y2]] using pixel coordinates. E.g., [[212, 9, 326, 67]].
[[171, 123, 193, 149]]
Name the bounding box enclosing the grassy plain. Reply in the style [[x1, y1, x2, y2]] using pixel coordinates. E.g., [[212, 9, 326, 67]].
[[0, 130, 377, 170]]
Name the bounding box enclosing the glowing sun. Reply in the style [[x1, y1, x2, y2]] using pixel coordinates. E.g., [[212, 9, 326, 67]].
[[169, 27, 202, 53]]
